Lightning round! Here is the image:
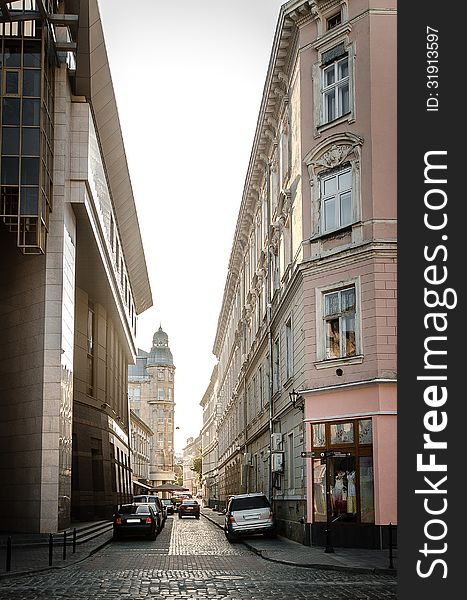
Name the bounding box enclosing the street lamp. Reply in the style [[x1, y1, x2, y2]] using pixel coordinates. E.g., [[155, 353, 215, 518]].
[[289, 389, 304, 411]]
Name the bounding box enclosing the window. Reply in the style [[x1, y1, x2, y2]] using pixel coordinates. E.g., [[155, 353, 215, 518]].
[[287, 432, 294, 491], [285, 318, 293, 380], [273, 337, 280, 393], [87, 303, 95, 396], [311, 419, 374, 524], [321, 48, 350, 124], [327, 12, 342, 30], [320, 166, 352, 232], [324, 286, 356, 359]]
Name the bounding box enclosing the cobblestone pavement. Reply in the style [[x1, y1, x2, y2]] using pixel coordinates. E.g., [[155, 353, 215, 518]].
[[0, 516, 397, 599]]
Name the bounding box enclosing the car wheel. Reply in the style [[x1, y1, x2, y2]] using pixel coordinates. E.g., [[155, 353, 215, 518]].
[[113, 532, 120, 541], [195, 515, 200, 519], [224, 529, 237, 543], [263, 531, 277, 538], [178, 513, 182, 519]]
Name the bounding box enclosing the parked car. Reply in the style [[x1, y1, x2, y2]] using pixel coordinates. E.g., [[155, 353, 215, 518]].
[[178, 499, 200, 519], [133, 494, 165, 527], [172, 494, 191, 512], [113, 503, 160, 540], [162, 499, 174, 515], [224, 493, 276, 541]]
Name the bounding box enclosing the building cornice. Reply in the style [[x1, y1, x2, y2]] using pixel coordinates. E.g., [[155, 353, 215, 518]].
[[213, 1, 314, 357]]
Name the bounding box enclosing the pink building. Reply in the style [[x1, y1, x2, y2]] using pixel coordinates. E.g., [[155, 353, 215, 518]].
[[211, 0, 396, 548]]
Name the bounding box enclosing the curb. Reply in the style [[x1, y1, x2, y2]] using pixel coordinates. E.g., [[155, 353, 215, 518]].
[[201, 511, 397, 576]]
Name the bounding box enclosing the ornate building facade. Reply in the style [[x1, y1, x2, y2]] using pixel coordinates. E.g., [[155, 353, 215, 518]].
[[128, 327, 175, 486], [211, 0, 396, 548]]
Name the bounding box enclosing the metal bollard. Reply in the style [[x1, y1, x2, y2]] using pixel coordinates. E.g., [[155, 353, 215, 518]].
[[72, 528, 77, 553], [63, 530, 67, 560], [6, 536, 11, 572], [49, 533, 53, 566], [388, 522, 394, 569]]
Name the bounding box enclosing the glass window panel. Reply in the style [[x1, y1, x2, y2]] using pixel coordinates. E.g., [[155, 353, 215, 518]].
[[21, 157, 39, 185], [4, 41, 21, 68], [338, 58, 349, 80], [313, 459, 327, 522], [342, 315, 356, 356], [312, 423, 326, 447], [324, 197, 335, 231], [339, 83, 350, 115], [330, 456, 357, 521], [359, 419, 373, 445], [326, 318, 340, 359], [21, 128, 40, 155], [2, 98, 21, 125], [325, 90, 335, 121], [340, 192, 352, 225], [22, 98, 40, 126], [20, 186, 38, 215], [330, 422, 354, 445], [359, 456, 375, 523], [341, 287, 355, 311], [1, 156, 19, 184], [323, 175, 337, 196], [23, 41, 41, 67], [323, 65, 335, 87], [5, 71, 19, 95], [338, 169, 352, 191], [2, 127, 20, 154], [22, 69, 41, 97], [325, 292, 339, 316]]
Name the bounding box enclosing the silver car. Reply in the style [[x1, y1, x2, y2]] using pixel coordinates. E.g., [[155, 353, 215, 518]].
[[224, 493, 276, 541]]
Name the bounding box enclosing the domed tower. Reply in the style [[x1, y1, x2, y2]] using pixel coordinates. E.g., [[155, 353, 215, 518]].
[[128, 326, 176, 488]]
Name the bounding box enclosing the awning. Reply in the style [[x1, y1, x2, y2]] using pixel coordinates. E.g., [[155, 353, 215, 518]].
[[132, 480, 154, 491]]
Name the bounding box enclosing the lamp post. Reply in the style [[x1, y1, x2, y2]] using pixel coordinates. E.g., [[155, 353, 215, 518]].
[[289, 388, 304, 412]]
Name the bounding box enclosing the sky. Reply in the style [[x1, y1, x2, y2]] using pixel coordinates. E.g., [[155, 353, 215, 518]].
[[98, 0, 286, 453]]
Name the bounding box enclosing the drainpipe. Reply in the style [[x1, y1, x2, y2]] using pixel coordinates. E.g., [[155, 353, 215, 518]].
[[265, 158, 275, 505]]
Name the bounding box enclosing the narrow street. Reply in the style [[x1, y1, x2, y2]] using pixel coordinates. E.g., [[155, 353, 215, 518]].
[[0, 516, 396, 599]]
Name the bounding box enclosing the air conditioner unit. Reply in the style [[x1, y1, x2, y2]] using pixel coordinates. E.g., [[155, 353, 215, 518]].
[[271, 452, 284, 473], [271, 433, 282, 451]]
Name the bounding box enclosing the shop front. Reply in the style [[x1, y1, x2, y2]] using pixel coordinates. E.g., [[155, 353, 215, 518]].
[[304, 383, 397, 548]]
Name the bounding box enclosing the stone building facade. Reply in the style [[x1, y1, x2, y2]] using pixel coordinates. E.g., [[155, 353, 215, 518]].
[[199, 365, 219, 507], [0, 1, 152, 532], [211, 0, 396, 548], [130, 409, 153, 493], [182, 435, 201, 497], [128, 327, 176, 486]]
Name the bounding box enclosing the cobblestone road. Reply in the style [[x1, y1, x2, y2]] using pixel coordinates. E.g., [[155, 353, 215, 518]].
[[0, 516, 397, 599]]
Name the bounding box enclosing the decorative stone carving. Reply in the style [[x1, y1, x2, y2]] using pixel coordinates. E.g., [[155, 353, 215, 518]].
[[312, 143, 354, 169]]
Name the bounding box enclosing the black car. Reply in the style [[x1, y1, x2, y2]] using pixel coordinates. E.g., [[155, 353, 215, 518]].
[[113, 503, 160, 540], [162, 499, 174, 515]]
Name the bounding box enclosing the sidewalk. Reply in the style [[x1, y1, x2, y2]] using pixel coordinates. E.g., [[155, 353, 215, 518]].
[[0, 521, 113, 579], [201, 508, 397, 575]]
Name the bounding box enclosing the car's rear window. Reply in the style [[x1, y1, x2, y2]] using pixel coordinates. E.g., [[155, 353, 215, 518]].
[[119, 504, 151, 515], [229, 496, 270, 511]]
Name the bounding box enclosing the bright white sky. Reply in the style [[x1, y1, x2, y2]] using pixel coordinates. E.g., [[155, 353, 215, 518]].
[[99, 0, 285, 453]]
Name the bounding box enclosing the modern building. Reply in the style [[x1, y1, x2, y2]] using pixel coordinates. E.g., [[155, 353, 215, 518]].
[[211, 0, 396, 547], [128, 326, 176, 487], [130, 409, 153, 495], [0, 0, 153, 532], [199, 365, 219, 507]]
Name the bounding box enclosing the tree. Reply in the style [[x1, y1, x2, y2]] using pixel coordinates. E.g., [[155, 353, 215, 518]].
[[191, 455, 202, 488]]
